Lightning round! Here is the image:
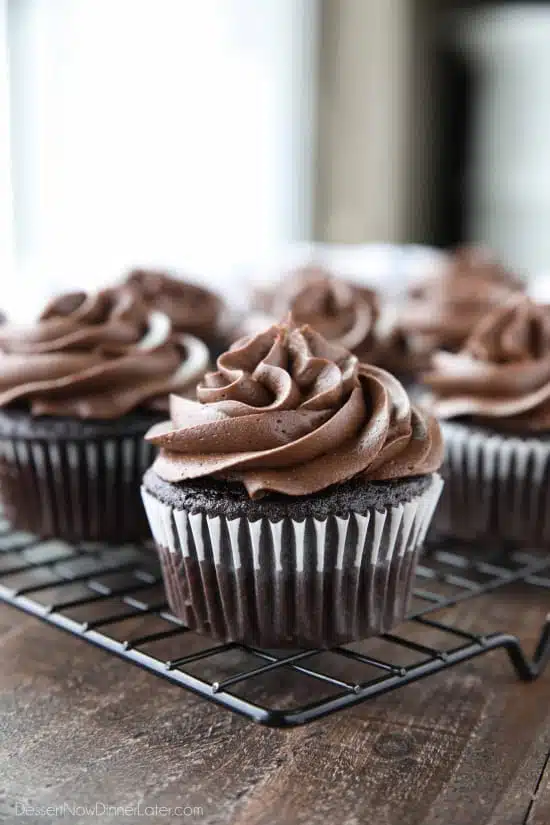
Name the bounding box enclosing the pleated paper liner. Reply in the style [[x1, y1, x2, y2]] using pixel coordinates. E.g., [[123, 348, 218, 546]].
[[432, 420, 550, 545], [0, 434, 156, 542], [142, 474, 443, 648]]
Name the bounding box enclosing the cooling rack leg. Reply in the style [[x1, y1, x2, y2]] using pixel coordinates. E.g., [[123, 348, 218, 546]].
[[500, 618, 550, 681]]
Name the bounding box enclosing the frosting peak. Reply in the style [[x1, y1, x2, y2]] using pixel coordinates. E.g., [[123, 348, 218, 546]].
[[397, 245, 524, 355], [412, 246, 522, 297], [424, 296, 550, 429], [124, 269, 223, 343], [148, 322, 442, 498], [0, 288, 209, 419], [263, 268, 379, 359], [465, 295, 550, 364]]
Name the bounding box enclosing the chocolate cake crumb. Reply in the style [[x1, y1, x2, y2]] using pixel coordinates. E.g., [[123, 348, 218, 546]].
[[142, 468, 433, 521]]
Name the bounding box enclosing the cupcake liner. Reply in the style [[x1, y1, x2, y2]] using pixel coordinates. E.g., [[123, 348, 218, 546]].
[[141, 474, 443, 647], [432, 421, 550, 544], [0, 433, 156, 542]]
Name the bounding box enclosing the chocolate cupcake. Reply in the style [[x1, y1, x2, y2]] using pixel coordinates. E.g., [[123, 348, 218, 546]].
[[247, 267, 380, 363], [377, 246, 524, 379], [423, 295, 550, 544], [0, 288, 209, 541], [141, 321, 443, 647], [123, 269, 227, 356]]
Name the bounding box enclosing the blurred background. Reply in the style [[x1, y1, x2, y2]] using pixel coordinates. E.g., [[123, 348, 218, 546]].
[[1, 0, 550, 311]]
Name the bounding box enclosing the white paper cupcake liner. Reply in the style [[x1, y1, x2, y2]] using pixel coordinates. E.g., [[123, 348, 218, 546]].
[[432, 421, 550, 544], [141, 474, 443, 647], [0, 434, 156, 541]]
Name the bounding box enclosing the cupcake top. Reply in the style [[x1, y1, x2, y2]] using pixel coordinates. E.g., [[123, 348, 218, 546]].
[[423, 295, 550, 431], [255, 267, 380, 360], [124, 269, 224, 345], [147, 320, 443, 498], [383, 246, 524, 368], [0, 288, 209, 419]]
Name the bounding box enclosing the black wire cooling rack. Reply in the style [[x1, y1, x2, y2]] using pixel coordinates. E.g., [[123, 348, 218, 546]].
[[0, 516, 548, 727]]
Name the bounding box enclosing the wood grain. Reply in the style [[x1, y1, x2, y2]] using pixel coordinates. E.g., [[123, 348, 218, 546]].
[[527, 749, 550, 825], [0, 578, 548, 825]]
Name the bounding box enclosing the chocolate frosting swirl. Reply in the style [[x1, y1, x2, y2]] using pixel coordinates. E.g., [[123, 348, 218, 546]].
[[395, 246, 524, 355], [124, 269, 223, 343], [0, 289, 209, 419], [262, 268, 379, 360], [424, 295, 550, 430], [148, 322, 442, 498]]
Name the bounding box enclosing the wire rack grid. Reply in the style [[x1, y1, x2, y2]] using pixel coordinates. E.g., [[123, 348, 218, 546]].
[[0, 519, 548, 727]]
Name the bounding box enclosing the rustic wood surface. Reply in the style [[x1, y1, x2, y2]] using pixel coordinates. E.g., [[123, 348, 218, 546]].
[[0, 582, 549, 825]]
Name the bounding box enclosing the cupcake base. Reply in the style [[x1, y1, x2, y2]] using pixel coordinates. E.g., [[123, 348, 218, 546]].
[[432, 420, 550, 545], [142, 471, 443, 648], [0, 408, 161, 542]]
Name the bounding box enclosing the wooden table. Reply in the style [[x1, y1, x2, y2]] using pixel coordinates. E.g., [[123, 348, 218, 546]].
[[0, 583, 548, 825]]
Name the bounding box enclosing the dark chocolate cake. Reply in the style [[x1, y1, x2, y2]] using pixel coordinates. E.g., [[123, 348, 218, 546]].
[[141, 320, 444, 647]]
